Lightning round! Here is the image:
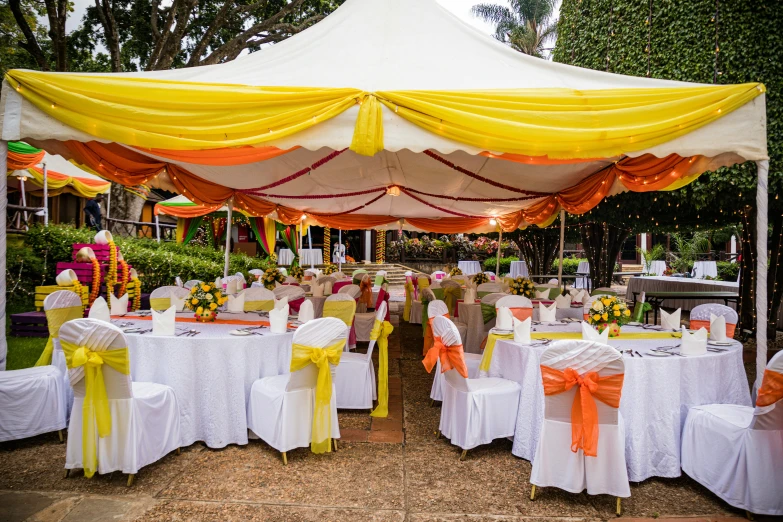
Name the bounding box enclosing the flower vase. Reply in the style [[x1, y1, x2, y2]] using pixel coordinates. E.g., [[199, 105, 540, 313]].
[[195, 310, 216, 323], [606, 323, 621, 337]]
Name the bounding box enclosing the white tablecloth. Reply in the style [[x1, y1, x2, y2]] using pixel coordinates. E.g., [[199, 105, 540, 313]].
[[647, 260, 667, 276], [574, 260, 590, 289], [488, 324, 751, 481], [509, 261, 529, 278], [123, 314, 293, 448], [277, 248, 322, 266], [458, 261, 482, 276], [625, 276, 739, 311], [692, 261, 718, 279]]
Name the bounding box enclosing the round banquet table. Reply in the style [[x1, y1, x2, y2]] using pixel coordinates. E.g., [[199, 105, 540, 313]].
[[486, 323, 751, 481], [457, 261, 482, 276], [277, 248, 322, 266], [122, 313, 294, 449], [509, 261, 529, 278]]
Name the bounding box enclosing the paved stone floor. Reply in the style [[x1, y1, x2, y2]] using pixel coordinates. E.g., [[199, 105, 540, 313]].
[[0, 309, 772, 522]]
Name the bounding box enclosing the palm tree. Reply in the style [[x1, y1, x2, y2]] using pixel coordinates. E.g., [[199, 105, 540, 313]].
[[471, 0, 558, 58]]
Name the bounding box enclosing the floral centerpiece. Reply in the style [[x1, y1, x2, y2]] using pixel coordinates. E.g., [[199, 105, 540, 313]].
[[186, 282, 226, 322], [268, 252, 278, 265], [322, 264, 337, 275], [587, 295, 631, 337], [509, 277, 536, 298], [449, 266, 463, 277], [289, 264, 304, 282], [261, 266, 285, 290], [472, 272, 490, 285]]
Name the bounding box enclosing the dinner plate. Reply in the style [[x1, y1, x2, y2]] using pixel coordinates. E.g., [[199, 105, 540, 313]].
[[646, 351, 671, 357], [229, 329, 253, 336], [627, 322, 642, 326], [708, 340, 733, 346], [492, 329, 512, 334], [122, 327, 141, 333]]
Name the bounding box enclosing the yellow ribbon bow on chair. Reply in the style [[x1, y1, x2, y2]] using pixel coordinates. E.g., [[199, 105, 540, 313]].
[[369, 319, 394, 418], [290, 340, 345, 454], [61, 340, 130, 478], [403, 281, 413, 322], [35, 305, 83, 366], [442, 286, 460, 317]]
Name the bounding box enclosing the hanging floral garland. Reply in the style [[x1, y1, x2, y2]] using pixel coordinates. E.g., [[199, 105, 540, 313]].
[[89, 258, 101, 304], [131, 277, 142, 311], [71, 279, 85, 309], [105, 240, 118, 298], [376, 230, 386, 264], [323, 226, 331, 264], [118, 258, 130, 297]]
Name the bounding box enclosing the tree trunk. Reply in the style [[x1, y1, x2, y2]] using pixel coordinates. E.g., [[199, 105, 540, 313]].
[[580, 223, 629, 289], [9, 0, 51, 70], [43, 0, 69, 71], [106, 184, 146, 236], [94, 0, 123, 72], [517, 229, 559, 276]]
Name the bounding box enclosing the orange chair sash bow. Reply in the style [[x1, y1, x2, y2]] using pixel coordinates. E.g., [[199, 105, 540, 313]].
[[540, 365, 624, 457], [423, 336, 468, 378], [423, 313, 449, 356], [359, 279, 373, 308], [689, 319, 736, 338], [756, 368, 783, 407]]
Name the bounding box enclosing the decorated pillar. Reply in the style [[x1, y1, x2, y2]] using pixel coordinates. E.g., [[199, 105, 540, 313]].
[[323, 226, 331, 264], [376, 229, 386, 264]]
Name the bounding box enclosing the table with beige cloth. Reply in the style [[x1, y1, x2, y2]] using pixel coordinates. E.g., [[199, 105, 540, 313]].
[[625, 276, 741, 311]]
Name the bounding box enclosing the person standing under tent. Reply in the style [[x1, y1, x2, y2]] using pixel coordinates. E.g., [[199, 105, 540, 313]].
[[83, 195, 102, 232]]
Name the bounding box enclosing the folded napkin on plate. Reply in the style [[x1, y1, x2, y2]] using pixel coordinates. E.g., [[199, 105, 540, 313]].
[[298, 300, 315, 323], [568, 287, 580, 297], [269, 304, 289, 334], [574, 289, 588, 304], [661, 308, 681, 330], [170, 294, 187, 312], [539, 301, 558, 322], [110, 293, 128, 316], [535, 289, 550, 300], [227, 292, 245, 313], [709, 313, 728, 342], [495, 306, 513, 330], [581, 321, 610, 344], [681, 326, 708, 355], [152, 306, 176, 336], [555, 293, 571, 309], [513, 317, 532, 344], [274, 296, 289, 310], [88, 297, 111, 323], [312, 282, 324, 297], [463, 288, 477, 304]]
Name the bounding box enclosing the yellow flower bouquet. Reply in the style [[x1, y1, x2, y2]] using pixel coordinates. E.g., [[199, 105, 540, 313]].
[[449, 266, 463, 277], [322, 263, 337, 275], [261, 267, 285, 290], [587, 295, 632, 336], [186, 282, 226, 322], [509, 277, 536, 298], [471, 272, 490, 285]]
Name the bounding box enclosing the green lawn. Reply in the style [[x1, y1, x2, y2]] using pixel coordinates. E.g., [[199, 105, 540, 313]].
[[5, 300, 46, 370]]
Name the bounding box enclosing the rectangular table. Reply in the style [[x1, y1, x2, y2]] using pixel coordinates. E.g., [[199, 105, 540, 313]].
[[629, 288, 740, 323]]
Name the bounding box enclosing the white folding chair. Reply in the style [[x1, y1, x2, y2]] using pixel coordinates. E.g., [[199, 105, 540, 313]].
[[681, 350, 783, 516], [0, 364, 67, 442], [247, 318, 344, 463], [44, 290, 84, 416], [689, 303, 738, 338], [273, 285, 306, 301], [530, 340, 630, 511], [434, 317, 521, 458], [243, 287, 276, 312], [183, 279, 202, 290], [324, 293, 357, 350], [60, 319, 180, 484], [429, 300, 477, 402], [334, 302, 386, 410]]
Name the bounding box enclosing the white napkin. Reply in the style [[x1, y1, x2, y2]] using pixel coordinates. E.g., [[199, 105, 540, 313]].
[[215, 277, 222, 289], [495, 306, 513, 330], [175, 276, 183, 287], [88, 297, 111, 323], [681, 326, 708, 355], [269, 304, 289, 334], [325, 281, 334, 295], [581, 321, 610, 344], [110, 293, 129, 316], [312, 282, 324, 297], [171, 295, 186, 312], [227, 292, 245, 313], [535, 289, 550, 300], [298, 300, 315, 323], [539, 301, 558, 322], [573, 289, 588, 304], [661, 308, 681, 330], [709, 313, 727, 342], [512, 317, 532, 344], [226, 278, 238, 295], [463, 288, 476, 304], [152, 306, 176, 336], [555, 293, 571, 309], [274, 296, 289, 310]]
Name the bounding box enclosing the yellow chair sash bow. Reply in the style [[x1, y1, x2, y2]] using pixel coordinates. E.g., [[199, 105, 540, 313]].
[[149, 297, 171, 311], [290, 340, 345, 453], [61, 340, 130, 478], [403, 281, 414, 322], [35, 305, 83, 366], [442, 286, 461, 317], [244, 299, 274, 312], [479, 331, 515, 373], [369, 319, 394, 418], [323, 300, 356, 327]]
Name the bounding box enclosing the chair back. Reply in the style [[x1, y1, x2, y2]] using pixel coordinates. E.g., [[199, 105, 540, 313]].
[[284, 276, 299, 284], [480, 292, 507, 307], [477, 282, 502, 294], [751, 350, 783, 431], [243, 287, 275, 311], [183, 279, 202, 289], [323, 293, 357, 327], [44, 289, 83, 311], [333, 272, 347, 280], [591, 287, 616, 296], [287, 317, 347, 391], [316, 275, 336, 286], [338, 284, 362, 299], [150, 286, 190, 310], [495, 294, 533, 321], [427, 300, 449, 319], [433, 316, 469, 392], [59, 319, 132, 400], [690, 304, 738, 338], [417, 276, 431, 289], [539, 340, 624, 426], [273, 285, 306, 301], [366, 301, 389, 362], [420, 288, 436, 302]]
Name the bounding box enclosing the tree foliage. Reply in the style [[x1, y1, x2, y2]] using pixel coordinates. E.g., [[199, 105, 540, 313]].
[[472, 0, 557, 58]]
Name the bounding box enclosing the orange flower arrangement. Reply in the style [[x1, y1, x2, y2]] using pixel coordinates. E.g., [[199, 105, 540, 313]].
[[131, 277, 142, 311], [118, 258, 129, 297], [89, 258, 101, 304], [71, 280, 85, 309], [105, 240, 118, 298]]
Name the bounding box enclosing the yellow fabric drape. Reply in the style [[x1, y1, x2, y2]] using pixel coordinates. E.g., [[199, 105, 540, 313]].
[[61, 341, 131, 478], [323, 300, 356, 327], [403, 281, 413, 322], [244, 300, 274, 312], [11, 168, 110, 198], [35, 306, 84, 366], [531, 331, 682, 340], [290, 340, 345, 453], [149, 297, 171, 311], [479, 332, 514, 373], [369, 319, 394, 418], [442, 286, 461, 317], [175, 219, 185, 243], [351, 94, 384, 156]]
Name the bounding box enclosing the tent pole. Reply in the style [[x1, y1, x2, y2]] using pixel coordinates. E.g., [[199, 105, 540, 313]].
[[155, 214, 161, 243], [558, 210, 565, 288], [299, 221, 303, 265], [496, 228, 502, 276], [307, 225, 314, 269], [338, 229, 342, 271], [224, 203, 232, 278], [42, 162, 48, 226], [17, 177, 25, 229], [105, 185, 111, 231], [755, 160, 769, 395], [0, 140, 8, 370]]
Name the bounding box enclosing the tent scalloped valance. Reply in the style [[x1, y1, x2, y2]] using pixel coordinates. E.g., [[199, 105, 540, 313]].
[[5, 70, 764, 159]]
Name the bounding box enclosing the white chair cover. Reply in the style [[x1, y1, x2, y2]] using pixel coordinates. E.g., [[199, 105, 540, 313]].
[[183, 279, 202, 290], [44, 290, 83, 412], [247, 318, 345, 453], [690, 303, 738, 325], [338, 284, 362, 299], [495, 295, 533, 309], [530, 340, 630, 498], [273, 285, 306, 301], [0, 365, 67, 442], [60, 319, 180, 476], [334, 303, 385, 409], [477, 282, 503, 294], [243, 287, 275, 310], [435, 317, 521, 450]]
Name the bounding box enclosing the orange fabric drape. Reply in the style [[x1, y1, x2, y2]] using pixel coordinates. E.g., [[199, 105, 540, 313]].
[[28, 167, 109, 188], [7, 149, 45, 171], [756, 369, 783, 407], [359, 278, 373, 308], [66, 141, 166, 185], [422, 335, 468, 378], [614, 154, 700, 192], [540, 365, 624, 457], [154, 202, 223, 218], [311, 213, 398, 229], [406, 217, 490, 234], [509, 307, 533, 321], [481, 151, 603, 165], [136, 146, 298, 166]]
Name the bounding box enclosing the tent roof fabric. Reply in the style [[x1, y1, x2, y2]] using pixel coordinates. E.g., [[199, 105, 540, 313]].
[[7, 150, 110, 197]]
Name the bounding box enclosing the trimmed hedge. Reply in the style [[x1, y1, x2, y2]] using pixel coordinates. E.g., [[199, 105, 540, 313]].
[[482, 256, 519, 275]]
